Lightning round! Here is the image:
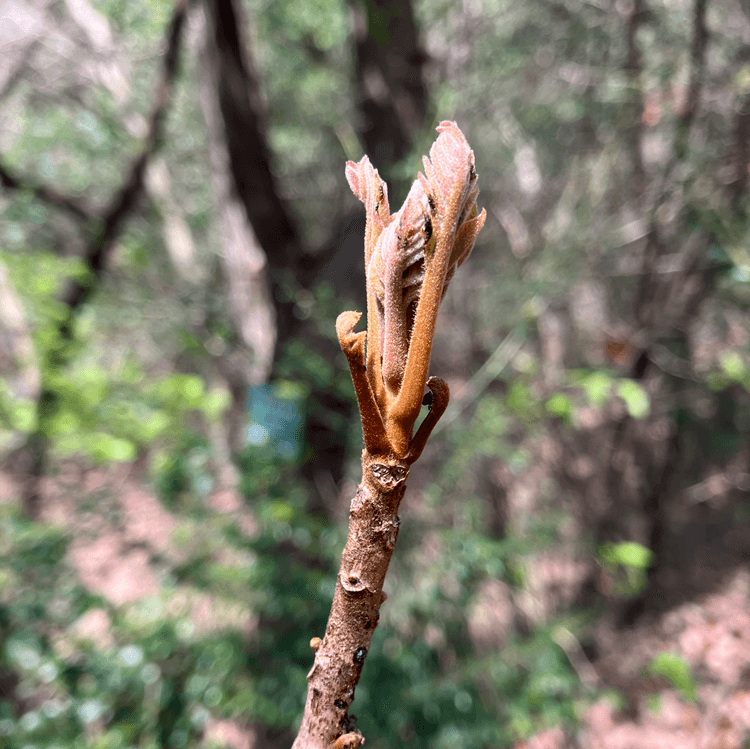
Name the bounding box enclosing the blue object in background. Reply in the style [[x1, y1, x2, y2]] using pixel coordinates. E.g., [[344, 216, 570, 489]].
[[246, 382, 305, 460]]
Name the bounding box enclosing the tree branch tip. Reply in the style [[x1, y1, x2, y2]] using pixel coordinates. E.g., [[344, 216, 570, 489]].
[[297, 123, 482, 748]]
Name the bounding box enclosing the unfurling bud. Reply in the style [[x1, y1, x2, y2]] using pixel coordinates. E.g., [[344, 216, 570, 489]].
[[338, 122, 486, 460]]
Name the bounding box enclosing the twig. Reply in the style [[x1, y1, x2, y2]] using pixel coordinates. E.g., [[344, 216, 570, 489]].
[[293, 123, 486, 749], [623, 0, 646, 204], [59, 0, 190, 318], [433, 327, 527, 435], [0, 158, 91, 224]]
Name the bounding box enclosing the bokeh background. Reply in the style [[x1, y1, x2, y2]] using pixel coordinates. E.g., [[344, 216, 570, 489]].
[[2, 0, 750, 747]]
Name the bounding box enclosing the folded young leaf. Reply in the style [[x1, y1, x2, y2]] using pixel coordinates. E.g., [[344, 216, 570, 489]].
[[341, 121, 486, 459]]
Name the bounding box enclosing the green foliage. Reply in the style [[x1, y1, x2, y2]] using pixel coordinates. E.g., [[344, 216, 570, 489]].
[[575, 371, 613, 408], [600, 542, 652, 570], [571, 370, 651, 418], [598, 542, 653, 598], [1, 246, 230, 468], [615, 380, 650, 420], [545, 393, 572, 421], [4, 0, 750, 743], [647, 653, 697, 704], [0, 462, 332, 748]]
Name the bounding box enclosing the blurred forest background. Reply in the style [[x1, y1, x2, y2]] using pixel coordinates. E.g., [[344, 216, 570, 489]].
[[1, 0, 750, 747]]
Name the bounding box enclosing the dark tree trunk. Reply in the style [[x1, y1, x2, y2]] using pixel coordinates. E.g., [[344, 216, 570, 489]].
[[202, 0, 363, 504], [348, 0, 429, 170], [202, 0, 302, 343]]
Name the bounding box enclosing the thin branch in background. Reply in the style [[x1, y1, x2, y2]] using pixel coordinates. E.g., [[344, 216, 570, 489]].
[[632, 0, 710, 336], [680, 0, 709, 136], [17, 0, 189, 519], [589, 0, 718, 610], [623, 0, 646, 203], [60, 0, 190, 319], [664, 0, 709, 175], [0, 39, 41, 103], [433, 327, 528, 435], [0, 158, 92, 224], [728, 92, 750, 206], [721, 3, 750, 204], [622, 0, 666, 338]]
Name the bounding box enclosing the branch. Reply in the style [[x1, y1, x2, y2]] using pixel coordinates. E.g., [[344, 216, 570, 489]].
[[293, 123, 485, 749], [60, 0, 189, 318], [292, 451, 408, 749], [676, 0, 709, 157], [655, 0, 709, 185], [0, 158, 92, 224], [623, 0, 646, 203], [728, 91, 750, 206]]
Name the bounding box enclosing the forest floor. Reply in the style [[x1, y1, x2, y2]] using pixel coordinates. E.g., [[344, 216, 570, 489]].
[[521, 569, 750, 749], [3, 462, 750, 749]]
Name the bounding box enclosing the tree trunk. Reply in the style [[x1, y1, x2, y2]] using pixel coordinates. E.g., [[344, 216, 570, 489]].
[[348, 0, 429, 169]]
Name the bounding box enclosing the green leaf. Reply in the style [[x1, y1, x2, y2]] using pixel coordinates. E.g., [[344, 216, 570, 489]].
[[88, 433, 138, 463], [580, 371, 612, 407], [48, 409, 81, 436], [11, 400, 36, 432], [507, 381, 532, 416], [616, 379, 650, 419], [138, 410, 171, 442], [153, 374, 206, 410], [648, 652, 697, 703], [600, 541, 653, 569], [545, 393, 571, 420], [720, 351, 745, 381], [201, 388, 231, 422]]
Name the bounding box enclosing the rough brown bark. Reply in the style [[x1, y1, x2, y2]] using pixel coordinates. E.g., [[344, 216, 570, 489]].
[[292, 450, 409, 749]]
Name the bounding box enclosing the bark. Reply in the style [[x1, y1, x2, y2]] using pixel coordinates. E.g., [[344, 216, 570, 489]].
[[292, 450, 410, 749], [202, 0, 356, 503], [198, 6, 276, 382]]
